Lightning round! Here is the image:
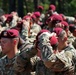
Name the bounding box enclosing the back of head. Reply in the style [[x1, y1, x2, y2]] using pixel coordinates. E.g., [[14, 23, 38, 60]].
[[37, 5, 44, 13], [69, 24, 76, 33], [61, 21, 69, 30], [34, 12, 41, 18], [53, 27, 67, 41], [50, 14, 63, 28], [49, 4, 56, 11]]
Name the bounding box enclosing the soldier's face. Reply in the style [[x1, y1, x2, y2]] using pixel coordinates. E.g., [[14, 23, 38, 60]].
[[73, 30, 76, 37], [57, 37, 64, 46], [1, 38, 13, 54]]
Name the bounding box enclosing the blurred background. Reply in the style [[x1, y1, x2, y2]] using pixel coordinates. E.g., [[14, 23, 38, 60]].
[[0, 0, 76, 18]]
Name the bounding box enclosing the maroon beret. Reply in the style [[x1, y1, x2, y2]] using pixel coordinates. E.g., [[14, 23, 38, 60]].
[[36, 29, 50, 41], [49, 36, 58, 45], [53, 27, 63, 37], [49, 4, 56, 11], [6, 14, 13, 23], [4, 14, 9, 18], [52, 14, 63, 22], [16, 20, 23, 28], [69, 24, 76, 33], [59, 14, 64, 18], [34, 12, 41, 18], [0, 29, 19, 38], [23, 15, 31, 20], [61, 21, 68, 27], [38, 5, 44, 10], [46, 16, 53, 24], [50, 14, 63, 25], [31, 15, 36, 21]]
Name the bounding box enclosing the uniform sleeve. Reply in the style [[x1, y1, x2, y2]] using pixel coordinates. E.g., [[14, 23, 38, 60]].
[[67, 44, 76, 60], [20, 45, 38, 58], [42, 50, 73, 72], [40, 45, 57, 69], [21, 28, 29, 41], [0, 59, 4, 75], [14, 44, 38, 73], [40, 45, 53, 61]]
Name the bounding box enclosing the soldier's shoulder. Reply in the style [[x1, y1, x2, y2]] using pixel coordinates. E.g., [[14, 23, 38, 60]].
[[0, 55, 7, 66], [0, 55, 7, 59], [65, 44, 75, 51], [19, 42, 33, 52]]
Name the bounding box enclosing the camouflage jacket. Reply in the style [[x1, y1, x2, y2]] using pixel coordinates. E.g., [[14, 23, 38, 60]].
[[36, 60, 55, 75], [72, 38, 76, 49], [14, 42, 38, 75], [64, 44, 76, 61], [40, 44, 75, 75], [20, 27, 29, 41], [0, 55, 16, 75]]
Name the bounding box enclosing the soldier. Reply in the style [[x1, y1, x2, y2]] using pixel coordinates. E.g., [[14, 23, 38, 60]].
[[69, 25, 76, 74], [37, 5, 45, 23], [69, 24, 76, 48], [28, 15, 41, 43], [54, 27, 76, 75], [0, 29, 20, 75], [35, 29, 56, 75], [45, 4, 58, 19], [13, 29, 54, 75], [44, 14, 63, 32], [13, 34, 39, 75], [36, 29, 75, 75]]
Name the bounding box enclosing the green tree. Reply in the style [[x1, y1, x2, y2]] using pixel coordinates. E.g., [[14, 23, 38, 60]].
[[0, 0, 76, 16]]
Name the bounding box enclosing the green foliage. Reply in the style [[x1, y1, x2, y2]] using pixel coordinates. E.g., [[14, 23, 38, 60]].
[[63, 0, 76, 16], [0, 0, 76, 16], [0, 0, 2, 8], [26, 0, 34, 12], [40, 3, 49, 13], [40, 0, 76, 16]]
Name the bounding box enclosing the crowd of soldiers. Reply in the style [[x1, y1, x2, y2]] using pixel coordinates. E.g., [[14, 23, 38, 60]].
[[0, 4, 76, 75]]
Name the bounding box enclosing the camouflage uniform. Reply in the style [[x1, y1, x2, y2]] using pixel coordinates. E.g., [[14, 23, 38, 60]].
[[0, 55, 18, 75], [67, 32, 75, 44], [36, 31, 57, 75], [41, 45, 75, 75], [28, 23, 41, 43], [36, 31, 75, 75], [36, 60, 55, 75], [64, 44, 76, 75], [14, 42, 38, 75], [14, 37, 54, 75], [20, 27, 29, 41], [72, 38, 76, 49], [30, 55, 41, 75], [0, 29, 21, 75]]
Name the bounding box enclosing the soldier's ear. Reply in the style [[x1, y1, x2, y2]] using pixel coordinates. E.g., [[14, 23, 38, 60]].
[[73, 29, 76, 37], [13, 40, 17, 45], [64, 37, 67, 41]]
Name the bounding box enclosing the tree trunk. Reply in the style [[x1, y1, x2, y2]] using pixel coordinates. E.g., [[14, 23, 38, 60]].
[[33, 0, 39, 11], [50, 0, 56, 5], [41, 0, 45, 4], [2, 0, 8, 13], [24, 0, 29, 13], [17, 0, 24, 18], [8, 0, 16, 13], [57, 0, 63, 13]]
